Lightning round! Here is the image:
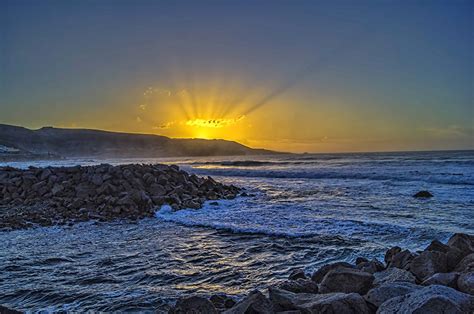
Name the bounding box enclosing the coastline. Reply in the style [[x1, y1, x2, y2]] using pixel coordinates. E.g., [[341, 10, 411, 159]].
[[169, 233, 474, 313], [0, 164, 240, 230], [1, 159, 473, 313]]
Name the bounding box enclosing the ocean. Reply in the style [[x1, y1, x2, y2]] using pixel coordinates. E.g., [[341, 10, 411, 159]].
[[1, 150, 473, 312]]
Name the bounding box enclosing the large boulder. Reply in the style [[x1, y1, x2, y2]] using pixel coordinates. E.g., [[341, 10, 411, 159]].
[[389, 250, 415, 270], [447, 233, 474, 257], [171, 296, 218, 314], [385, 246, 402, 265], [457, 271, 474, 295], [288, 269, 306, 280], [311, 262, 354, 283], [209, 294, 236, 311], [454, 253, 474, 272], [356, 258, 385, 274], [376, 285, 474, 314], [319, 268, 374, 294], [275, 278, 319, 294], [373, 267, 417, 286], [409, 251, 447, 281], [425, 240, 464, 270], [413, 190, 433, 198], [269, 287, 370, 314], [364, 282, 421, 308], [223, 290, 273, 314], [421, 272, 459, 289]]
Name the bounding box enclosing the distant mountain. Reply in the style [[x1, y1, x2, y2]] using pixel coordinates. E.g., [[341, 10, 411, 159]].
[[0, 124, 278, 159]]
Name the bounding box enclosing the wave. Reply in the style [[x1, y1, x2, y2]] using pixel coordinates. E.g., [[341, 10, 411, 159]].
[[192, 160, 286, 167], [190, 167, 474, 186], [154, 204, 418, 241]]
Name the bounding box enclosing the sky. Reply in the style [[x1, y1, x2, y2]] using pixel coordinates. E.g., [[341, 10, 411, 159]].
[[1, 0, 473, 153]]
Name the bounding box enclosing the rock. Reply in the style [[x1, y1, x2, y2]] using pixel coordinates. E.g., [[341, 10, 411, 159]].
[[413, 190, 433, 198], [288, 269, 306, 280], [373, 268, 417, 286], [269, 287, 370, 314], [410, 250, 447, 281], [376, 285, 474, 314], [357, 258, 385, 274], [364, 282, 421, 308], [51, 183, 65, 196], [448, 233, 474, 257], [319, 268, 374, 294], [422, 272, 459, 289], [457, 271, 474, 295], [39, 168, 52, 181], [0, 164, 240, 230], [275, 279, 318, 294], [356, 257, 369, 265], [454, 253, 474, 272], [385, 246, 402, 265], [223, 290, 273, 314], [389, 249, 415, 270], [425, 240, 465, 271], [209, 294, 236, 310], [311, 261, 354, 283], [171, 295, 218, 314], [425, 239, 450, 253]]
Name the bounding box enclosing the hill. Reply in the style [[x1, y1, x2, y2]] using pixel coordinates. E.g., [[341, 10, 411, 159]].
[[0, 124, 277, 159]]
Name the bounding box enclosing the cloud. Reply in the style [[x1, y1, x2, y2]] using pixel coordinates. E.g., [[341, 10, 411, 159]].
[[152, 121, 175, 129], [185, 116, 245, 128]]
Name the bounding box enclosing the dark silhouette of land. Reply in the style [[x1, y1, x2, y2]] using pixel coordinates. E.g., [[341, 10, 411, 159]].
[[0, 124, 278, 160]]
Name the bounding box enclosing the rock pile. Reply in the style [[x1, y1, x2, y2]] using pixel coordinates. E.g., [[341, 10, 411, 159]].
[[0, 164, 240, 230], [171, 233, 474, 313]]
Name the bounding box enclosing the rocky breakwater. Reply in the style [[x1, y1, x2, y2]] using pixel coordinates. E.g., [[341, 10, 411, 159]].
[[171, 233, 474, 314], [0, 164, 240, 230]]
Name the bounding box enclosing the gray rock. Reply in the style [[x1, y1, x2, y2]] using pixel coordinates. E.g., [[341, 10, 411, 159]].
[[454, 253, 474, 272], [269, 287, 370, 314], [275, 279, 318, 294], [447, 233, 474, 257], [171, 295, 218, 314], [51, 184, 64, 196], [357, 258, 385, 274], [288, 269, 306, 280], [311, 261, 354, 283], [384, 246, 402, 265], [457, 271, 474, 295], [373, 268, 417, 286], [209, 294, 236, 310], [39, 168, 52, 181], [413, 190, 433, 198], [421, 272, 459, 289], [376, 285, 474, 314], [319, 268, 374, 294], [389, 249, 415, 270], [410, 250, 447, 281], [364, 282, 421, 307], [356, 257, 369, 265], [223, 290, 273, 314]]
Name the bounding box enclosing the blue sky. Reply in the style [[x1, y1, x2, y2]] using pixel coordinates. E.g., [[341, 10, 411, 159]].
[[1, 0, 472, 152]]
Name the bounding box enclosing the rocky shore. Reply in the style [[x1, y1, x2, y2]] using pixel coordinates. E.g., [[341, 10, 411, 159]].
[[0, 164, 240, 230], [171, 233, 474, 313]]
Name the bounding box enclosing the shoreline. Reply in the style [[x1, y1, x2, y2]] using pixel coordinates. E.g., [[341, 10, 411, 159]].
[[1, 233, 472, 313], [169, 233, 474, 313], [0, 164, 240, 230]]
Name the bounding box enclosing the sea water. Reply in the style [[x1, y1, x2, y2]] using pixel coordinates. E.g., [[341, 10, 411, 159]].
[[1, 151, 473, 311]]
